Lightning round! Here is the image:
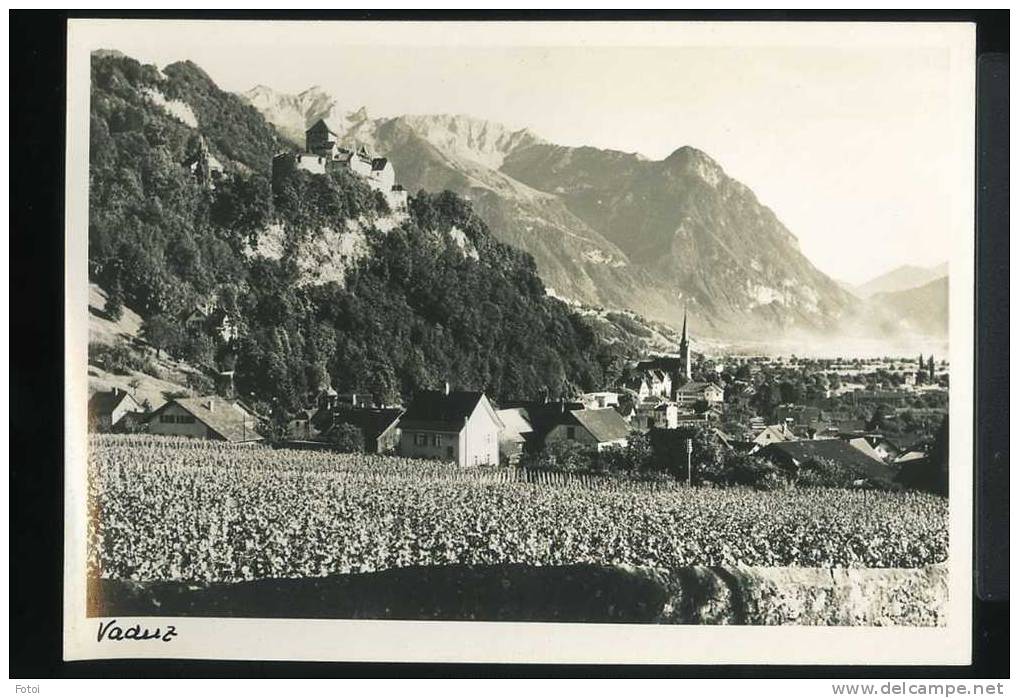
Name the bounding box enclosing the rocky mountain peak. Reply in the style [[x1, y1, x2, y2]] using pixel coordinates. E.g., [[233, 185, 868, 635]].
[[663, 145, 725, 185], [391, 113, 546, 169]]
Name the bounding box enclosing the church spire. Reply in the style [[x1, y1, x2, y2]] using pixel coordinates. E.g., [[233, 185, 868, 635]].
[[678, 305, 691, 384]]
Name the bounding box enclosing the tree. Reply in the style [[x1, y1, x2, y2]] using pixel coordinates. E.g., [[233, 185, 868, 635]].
[[161, 389, 189, 402], [725, 454, 787, 490], [598, 431, 653, 473], [140, 314, 183, 359], [104, 278, 125, 321], [330, 423, 364, 453]]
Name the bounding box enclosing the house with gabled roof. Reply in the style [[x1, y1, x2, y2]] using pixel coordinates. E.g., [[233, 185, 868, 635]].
[[750, 423, 796, 451], [628, 369, 672, 401], [632, 397, 678, 432], [88, 388, 145, 432], [544, 408, 630, 452], [369, 157, 395, 191], [327, 407, 404, 454], [399, 388, 502, 466], [146, 396, 262, 443], [673, 380, 724, 407], [758, 439, 894, 487]]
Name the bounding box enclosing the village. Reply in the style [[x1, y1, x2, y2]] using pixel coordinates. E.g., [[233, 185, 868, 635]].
[[88, 119, 949, 490], [90, 302, 949, 490]]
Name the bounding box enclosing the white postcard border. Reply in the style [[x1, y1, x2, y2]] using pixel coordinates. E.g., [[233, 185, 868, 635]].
[[63, 19, 976, 665]]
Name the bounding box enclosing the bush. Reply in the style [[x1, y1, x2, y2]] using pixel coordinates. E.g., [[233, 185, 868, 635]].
[[330, 423, 365, 453], [522, 440, 597, 473], [90, 341, 145, 375], [796, 457, 857, 489], [184, 372, 216, 396], [724, 455, 789, 491]]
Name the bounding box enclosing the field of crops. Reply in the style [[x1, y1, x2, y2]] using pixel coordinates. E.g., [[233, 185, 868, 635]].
[[87, 435, 948, 583]]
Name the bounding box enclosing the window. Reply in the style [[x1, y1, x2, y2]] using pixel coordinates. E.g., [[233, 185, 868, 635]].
[[432, 434, 442, 447], [160, 415, 174, 423], [566, 426, 576, 440], [414, 433, 428, 446]]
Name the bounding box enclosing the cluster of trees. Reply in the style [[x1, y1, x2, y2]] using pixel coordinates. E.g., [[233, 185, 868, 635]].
[[89, 53, 278, 321], [232, 191, 623, 410]]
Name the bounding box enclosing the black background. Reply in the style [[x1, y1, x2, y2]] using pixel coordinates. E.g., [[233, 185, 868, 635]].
[[9, 9, 1009, 679]]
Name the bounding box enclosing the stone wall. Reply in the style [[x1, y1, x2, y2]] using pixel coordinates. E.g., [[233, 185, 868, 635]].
[[90, 563, 947, 626]]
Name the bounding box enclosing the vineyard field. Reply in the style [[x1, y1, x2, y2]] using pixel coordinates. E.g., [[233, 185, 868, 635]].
[[88, 435, 948, 583]]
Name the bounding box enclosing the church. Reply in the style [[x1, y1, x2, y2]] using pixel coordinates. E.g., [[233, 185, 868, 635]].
[[636, 308, 694, 400]]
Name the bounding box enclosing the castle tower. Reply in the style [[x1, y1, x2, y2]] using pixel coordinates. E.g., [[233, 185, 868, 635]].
[[678, 307, 691, 385]]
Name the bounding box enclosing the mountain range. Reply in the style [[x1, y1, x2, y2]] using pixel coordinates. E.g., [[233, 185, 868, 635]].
[[241, 86, 878, 340]]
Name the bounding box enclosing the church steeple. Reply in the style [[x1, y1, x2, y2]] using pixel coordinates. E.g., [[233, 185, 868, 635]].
[[678, 306, 691, 384]]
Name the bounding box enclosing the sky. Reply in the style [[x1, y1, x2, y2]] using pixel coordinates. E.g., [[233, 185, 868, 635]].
[[87, 21, 969, 285]]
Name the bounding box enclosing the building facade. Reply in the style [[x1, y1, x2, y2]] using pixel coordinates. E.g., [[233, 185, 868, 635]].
[[146, 397, 262, 443], [399, 389, 502, 466], [544, 408, 630, 452]]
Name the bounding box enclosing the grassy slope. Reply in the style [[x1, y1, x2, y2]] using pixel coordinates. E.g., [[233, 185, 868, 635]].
[[88, 283, 207, 409]]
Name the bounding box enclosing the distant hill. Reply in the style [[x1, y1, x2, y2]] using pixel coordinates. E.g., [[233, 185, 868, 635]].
[[855, 263, 947, 299], [241, 86, 860, 339], [867, 277, 948, 337]]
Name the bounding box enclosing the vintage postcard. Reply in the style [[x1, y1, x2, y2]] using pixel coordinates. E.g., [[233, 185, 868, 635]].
[[64, 19, 975, 664]]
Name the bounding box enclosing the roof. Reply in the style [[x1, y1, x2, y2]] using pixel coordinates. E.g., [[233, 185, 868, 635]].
[[637, 356, 684, 372], [568, 408, 630, 443], [496, 408, 533, 436], [846, 437, 885, 462], [675, 381, 720, 395], [329, 407, 403, 440], [149, 396, 262, 443], [306, 118, 338, 136], [400, 390, 487, 431], [753, 424, 794, 444], [371, 157, 389, 171], [759, 440, 893, 482], [88, 389, 140, 416], [894, 449, 927, 464]]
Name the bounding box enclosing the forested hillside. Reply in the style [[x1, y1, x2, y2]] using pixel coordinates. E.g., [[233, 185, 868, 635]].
[[87, 52, 632, 412]]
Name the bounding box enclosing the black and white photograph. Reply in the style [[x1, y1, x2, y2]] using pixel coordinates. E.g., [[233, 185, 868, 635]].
[[60, 18, 978, 665]]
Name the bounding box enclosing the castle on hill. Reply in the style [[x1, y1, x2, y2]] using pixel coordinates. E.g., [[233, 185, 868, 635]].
[[271, 118, 408, 211]]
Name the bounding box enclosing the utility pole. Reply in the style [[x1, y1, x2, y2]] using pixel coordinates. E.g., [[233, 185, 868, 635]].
[[686, 437, 693, 486]]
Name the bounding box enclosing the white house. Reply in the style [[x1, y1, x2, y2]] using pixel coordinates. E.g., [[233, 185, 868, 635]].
[[633, 399, 679, 431], [629, 369, 672, 401], [369, 157, 396, 191], [579, 391, 622, 410], [88, 388, 145, 432], [398, 388, 503, 466], [673, 381, 724, 407]]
